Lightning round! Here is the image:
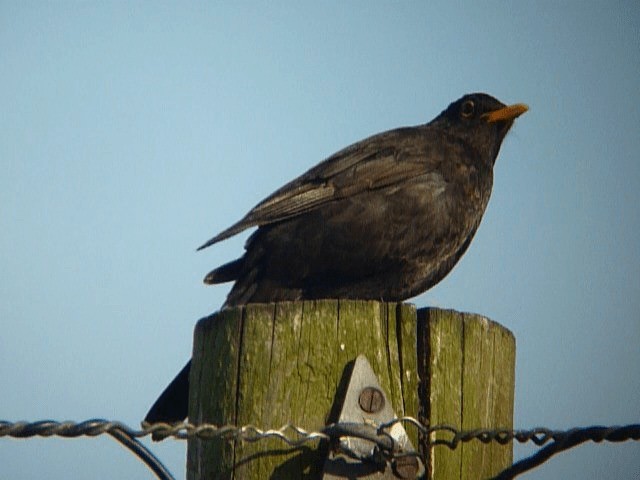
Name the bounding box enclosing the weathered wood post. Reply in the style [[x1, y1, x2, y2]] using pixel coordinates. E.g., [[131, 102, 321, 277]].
[[417, 308, 515, 479], [187, 300, 515, 479]]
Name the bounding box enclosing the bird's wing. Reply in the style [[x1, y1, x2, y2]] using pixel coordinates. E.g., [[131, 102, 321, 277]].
[[198, 127, 431, 250]]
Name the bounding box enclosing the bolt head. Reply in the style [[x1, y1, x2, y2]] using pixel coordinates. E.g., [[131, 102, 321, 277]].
[[392, 455, 419, 479], [358, 386, 385, 413]]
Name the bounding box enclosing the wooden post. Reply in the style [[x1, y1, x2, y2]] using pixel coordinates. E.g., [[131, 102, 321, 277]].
[[418, 308, 516, 479], [187, 301, 515, 480]]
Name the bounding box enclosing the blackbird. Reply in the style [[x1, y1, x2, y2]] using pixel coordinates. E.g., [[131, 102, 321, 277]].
[[145, 93, 527, 423]]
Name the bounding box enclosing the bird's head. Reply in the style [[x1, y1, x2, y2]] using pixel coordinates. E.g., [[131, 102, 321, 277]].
[[435, 93, 528, 165]]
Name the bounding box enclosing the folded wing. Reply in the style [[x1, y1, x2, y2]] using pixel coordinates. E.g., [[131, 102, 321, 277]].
[[197, 127, 432, 250]]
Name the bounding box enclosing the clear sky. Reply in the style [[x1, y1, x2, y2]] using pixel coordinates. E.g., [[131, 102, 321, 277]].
[[1, 2, 638, 479]]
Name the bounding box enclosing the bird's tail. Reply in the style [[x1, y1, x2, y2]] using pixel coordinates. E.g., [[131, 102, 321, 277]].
[[203, 258, 243, 285], [144, 360, 191, 425]]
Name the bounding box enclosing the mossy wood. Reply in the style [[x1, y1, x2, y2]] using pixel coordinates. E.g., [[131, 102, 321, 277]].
[[418, 308, 516, 479], [187, 301, 515, 480]]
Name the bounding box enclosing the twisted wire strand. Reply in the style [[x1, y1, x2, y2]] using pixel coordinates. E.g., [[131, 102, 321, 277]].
[[489, 424, 640, 480], [1, 420, 176, 480], [2, 419, 639, 480]]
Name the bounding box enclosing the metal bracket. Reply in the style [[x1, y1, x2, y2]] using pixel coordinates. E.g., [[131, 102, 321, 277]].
[[322, 355, 425, 479]]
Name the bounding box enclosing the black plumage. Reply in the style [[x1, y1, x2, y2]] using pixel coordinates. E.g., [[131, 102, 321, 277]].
[[200, 92, 527, 306], [145, 93, 527, 423]]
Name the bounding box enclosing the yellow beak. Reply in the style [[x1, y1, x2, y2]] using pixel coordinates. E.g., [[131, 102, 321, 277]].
[[483, 103, 529, 123]]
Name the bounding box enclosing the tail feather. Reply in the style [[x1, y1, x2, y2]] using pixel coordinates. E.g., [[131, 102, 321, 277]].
[[203, 258, 243, 284], [145, 361, 191, 424]]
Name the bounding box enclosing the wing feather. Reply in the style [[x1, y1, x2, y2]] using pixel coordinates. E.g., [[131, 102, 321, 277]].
[[198, 126, 433, 250]]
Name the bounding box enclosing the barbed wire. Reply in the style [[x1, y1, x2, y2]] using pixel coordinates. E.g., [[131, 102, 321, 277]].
[[1, 418, 638, 480]]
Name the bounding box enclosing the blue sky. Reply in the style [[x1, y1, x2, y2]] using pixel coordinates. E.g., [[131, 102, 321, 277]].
[[1, 2, 638, 479]]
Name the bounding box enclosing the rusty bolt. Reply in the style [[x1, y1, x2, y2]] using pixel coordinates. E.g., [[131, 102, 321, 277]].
[[392, 455, 419, 479], [358, 386, 385, 413]]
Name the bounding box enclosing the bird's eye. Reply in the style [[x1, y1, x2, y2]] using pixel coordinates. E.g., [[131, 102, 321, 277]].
[[460, 100, 475, 118]]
